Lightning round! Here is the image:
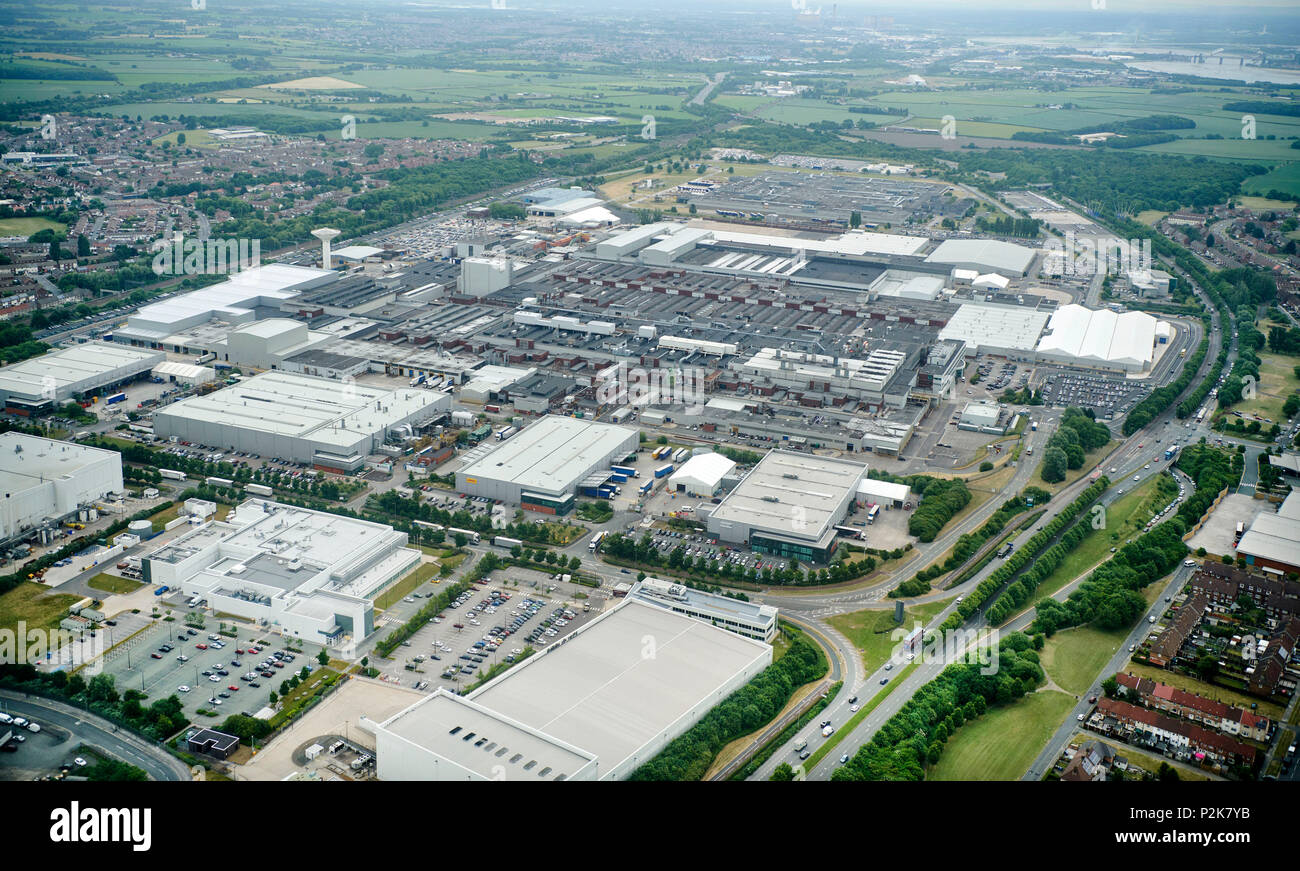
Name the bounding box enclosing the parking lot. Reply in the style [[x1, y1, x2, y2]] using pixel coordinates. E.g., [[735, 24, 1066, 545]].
[[94, 615, 326, 720], [1038, 367, 1147, 418], [367, 574, 600, 693], [0, 712, 99, 781]]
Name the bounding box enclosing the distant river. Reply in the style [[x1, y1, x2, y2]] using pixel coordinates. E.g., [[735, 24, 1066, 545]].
[[1125, 60, 1300, 85]]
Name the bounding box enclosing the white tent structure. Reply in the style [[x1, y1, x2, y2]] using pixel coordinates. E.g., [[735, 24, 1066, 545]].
[[667, 453, 736, 497], [1035, 304, 1161, 373]]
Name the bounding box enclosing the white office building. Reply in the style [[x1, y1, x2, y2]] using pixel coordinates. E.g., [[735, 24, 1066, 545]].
[[631, 577, 778, 642], [143, 499, 422, 642]]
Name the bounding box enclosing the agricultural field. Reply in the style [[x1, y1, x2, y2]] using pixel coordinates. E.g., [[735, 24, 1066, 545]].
[[1242, 162, 1300, 199]]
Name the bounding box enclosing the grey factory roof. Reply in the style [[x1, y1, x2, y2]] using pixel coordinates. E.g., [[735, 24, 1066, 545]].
[[457, 415, 636, 494], [709, 450, 867, 538], [153, 370, 445, 449], [0, 432, 120, 495], [467, 597, 771, 777], [377, 690, 597, 782], [0, 342, 162, 400], [1238, 512, 1300, 570], [925, 238, 1036, 276]]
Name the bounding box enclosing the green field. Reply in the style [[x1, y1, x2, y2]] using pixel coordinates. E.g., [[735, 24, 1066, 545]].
[[1040, 624, 1130, 696], [928, 689, 1075, 781], [0, 217, 65, 237], [1229, 350, 1299, 424], [86, 573, 144, 595], [0, 582, 81, 635], [1242, 162, 1300, 199]]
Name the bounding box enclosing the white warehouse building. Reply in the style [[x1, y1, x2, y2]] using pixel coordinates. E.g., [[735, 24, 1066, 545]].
[[706, 450, 867, 564], [143, 499, 422, 643], [1034, 304, 1165, 373], [0, 433, 124, 541], [631, 577, 778, 642], [0, 343, 165, 413], [366, 597, 772, 781], [455, 415, 638, 512], [152, 371, 450, 472]]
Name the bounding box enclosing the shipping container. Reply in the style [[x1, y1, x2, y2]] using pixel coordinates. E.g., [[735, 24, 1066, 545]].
[[485, 404, 502, 413], [654, 463, 674, 479], [611, 465, 638, 478], [245, 483, 274, 497], [106, 392, 127, 405], [638, 481, 653, 496], [159, 469, 187, 481], [447, 527, 481, 545], [492, 536, 523, 549], [205, 476, 234, 488], [672, 448, 688, 463], [609, 473, 628, 484]]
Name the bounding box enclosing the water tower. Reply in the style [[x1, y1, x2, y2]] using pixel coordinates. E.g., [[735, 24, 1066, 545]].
[[311, 227, 341, 269]]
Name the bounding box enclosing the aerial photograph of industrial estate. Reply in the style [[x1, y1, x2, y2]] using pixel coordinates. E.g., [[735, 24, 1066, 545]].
[[0, 0, 1298, 835]]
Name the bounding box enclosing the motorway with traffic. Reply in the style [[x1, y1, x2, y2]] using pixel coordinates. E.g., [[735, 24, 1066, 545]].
[[740, 262, 1249, 780]]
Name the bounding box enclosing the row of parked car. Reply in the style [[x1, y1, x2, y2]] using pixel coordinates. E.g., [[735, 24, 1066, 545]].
[[0, 712, 42, 750]]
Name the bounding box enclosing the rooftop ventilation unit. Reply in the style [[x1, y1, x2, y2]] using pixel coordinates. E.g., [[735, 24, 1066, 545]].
[[761, 495, 780, 503]]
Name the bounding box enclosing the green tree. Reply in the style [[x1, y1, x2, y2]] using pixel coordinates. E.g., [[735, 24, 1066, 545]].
[[316, 649, 329, 665], [770, 762, 796, 781], [1042, 446, 1068, 483]]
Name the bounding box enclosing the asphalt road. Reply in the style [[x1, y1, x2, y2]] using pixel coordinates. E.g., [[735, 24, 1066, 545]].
[[0, 690, 191, 782]]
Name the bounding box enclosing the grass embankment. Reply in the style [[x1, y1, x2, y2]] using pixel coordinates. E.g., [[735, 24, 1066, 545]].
[[1037, 440, 1116, 494], [1026, 474, 1174, 609]]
